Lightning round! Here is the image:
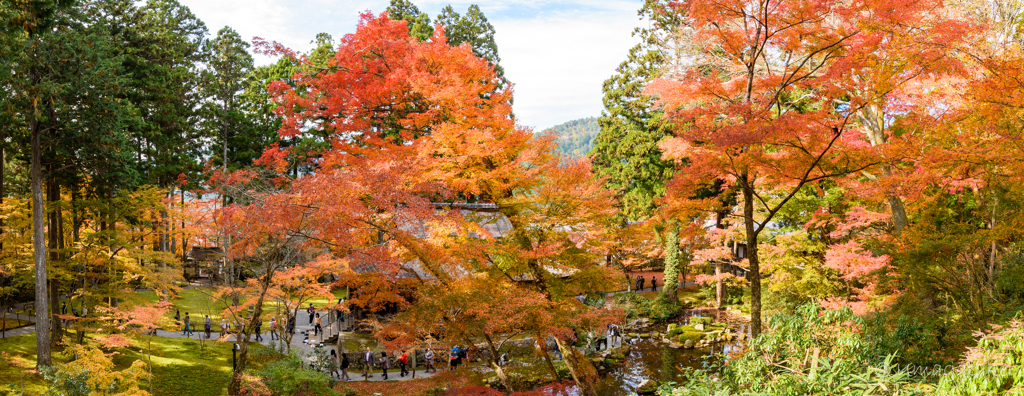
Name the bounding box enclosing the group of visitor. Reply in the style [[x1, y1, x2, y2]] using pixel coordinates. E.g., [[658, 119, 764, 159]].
[[360, 347, 417, 380], [634, 275, 657, 292]]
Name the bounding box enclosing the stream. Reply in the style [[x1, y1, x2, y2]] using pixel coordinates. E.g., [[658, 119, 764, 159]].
[[567, 308, 748, 396]]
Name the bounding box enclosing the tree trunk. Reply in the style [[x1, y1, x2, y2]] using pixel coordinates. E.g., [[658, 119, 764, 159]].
[[660, 222, 680, 303], [47, 178, 62, 347], [888, 195, 909, 233], [742, 181, 762, 337], [49, 279, 61, 347], [535, 332, 560, 382], [715, 261, 725, 308], [31, 100, 52, 367], [859, 105, 909, 233], [988, 194, 999, 298], [228, 272, 271, 395], [482, 333, 514, 392], [1, 146, 5, 252], [553, 336, 598, 396]]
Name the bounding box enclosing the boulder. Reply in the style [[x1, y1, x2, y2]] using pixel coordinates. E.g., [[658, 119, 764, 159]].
[[668, 341, 683, 349], [694, 323, 705, 331], [683, 339, 694, 348], [636, 379, 659, 394], [639, 333, 650, 338], [667, 323, 677, 333]]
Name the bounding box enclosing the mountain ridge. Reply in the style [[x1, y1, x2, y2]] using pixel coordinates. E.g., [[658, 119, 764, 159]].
[[539, 116, 599, 158]]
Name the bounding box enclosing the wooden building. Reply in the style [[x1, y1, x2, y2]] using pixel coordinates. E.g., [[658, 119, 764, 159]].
[[183, 246, 222, 284]]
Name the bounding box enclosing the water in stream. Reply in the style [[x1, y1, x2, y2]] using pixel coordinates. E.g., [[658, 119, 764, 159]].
[[567, 308, 748, 396]]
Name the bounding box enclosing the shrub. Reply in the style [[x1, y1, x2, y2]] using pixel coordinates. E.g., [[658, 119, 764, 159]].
[[659, 303, 918, 396], [676, 332, 703, 343], [614, 293, 656, 318], [936, 317, 1024, 395], [689, 316, 713, 326]]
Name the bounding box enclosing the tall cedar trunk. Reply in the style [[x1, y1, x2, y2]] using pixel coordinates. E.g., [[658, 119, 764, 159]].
[[181, 191, 187, 262], [1, 146, 5, 252], [47, 177, 62, 346], [31, 96, 52, 367], [72, 188, 83, 317], [742, 180, 762, 337], [49, 279, 60, 346], [660, 222, 680, 302]]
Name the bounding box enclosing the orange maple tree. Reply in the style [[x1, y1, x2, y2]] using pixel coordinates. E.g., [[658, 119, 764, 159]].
[[646, 0, 972, 336], [221, 12, 622, 394]]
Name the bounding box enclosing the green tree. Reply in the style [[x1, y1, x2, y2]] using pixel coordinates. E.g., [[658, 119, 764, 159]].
[[97, 0, 209, 189], [386, 0, 433, 41], [437, 4, 506, 87], [1, 0, 80, 368], [590, 0, 678, 300], [202, 26, 268, 172]]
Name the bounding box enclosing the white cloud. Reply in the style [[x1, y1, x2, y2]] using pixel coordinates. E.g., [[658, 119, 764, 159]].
[[177, 0, 644, 130]]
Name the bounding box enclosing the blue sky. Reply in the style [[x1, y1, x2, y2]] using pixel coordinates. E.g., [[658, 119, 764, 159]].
[[177, 0, 646, 130]]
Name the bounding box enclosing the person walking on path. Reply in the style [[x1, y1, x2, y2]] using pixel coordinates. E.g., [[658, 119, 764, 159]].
[[182, 313, 194, 337], [363, 347, 374, 380], [651, 276, 657, 292], [379, 351, 390, 380], [287, 315, 296, 335], [204, 315, 212, 339], [330, 349, 341, 378], [424, 348, 436, 373], [449, 346, 461, 370], [336, 298, 344, 323], [61, 301, 66, 315], [269, 317, 279, 340], [609, 323, 621, 348], [174, 309, 181, 331], [634, 275, 641, 292], [307, 303, 315, 326], [638, 276, 646, 291], [340, 352, 351, 381], [398, 350, 409, 377], [254, 321, 263, 342], [220, 318, 228, 339], [314, 313, 322, 336]]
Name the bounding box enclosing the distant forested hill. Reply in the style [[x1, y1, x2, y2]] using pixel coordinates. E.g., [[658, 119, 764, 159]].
[[540, 117, 600, 158]]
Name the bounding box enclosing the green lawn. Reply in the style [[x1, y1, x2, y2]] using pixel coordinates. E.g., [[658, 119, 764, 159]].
[[0, 318, 32, 330], [131, 287, 347, 332], [0, 333, 47, 394], [631, 284, 750, 314], [0, 332, 252, 396]]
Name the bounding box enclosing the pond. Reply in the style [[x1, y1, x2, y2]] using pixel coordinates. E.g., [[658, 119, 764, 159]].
[[568, 308, 748, 396]]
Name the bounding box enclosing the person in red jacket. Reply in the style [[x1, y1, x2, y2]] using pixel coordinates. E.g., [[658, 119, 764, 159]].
[[399, 350, 409, 377]]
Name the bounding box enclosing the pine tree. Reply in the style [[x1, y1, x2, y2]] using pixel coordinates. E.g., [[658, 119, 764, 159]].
[[437, 4, 506, 87], [590, 0, 680, 300], [386, 0, 433, 41], [202, 26, 268, 172]]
